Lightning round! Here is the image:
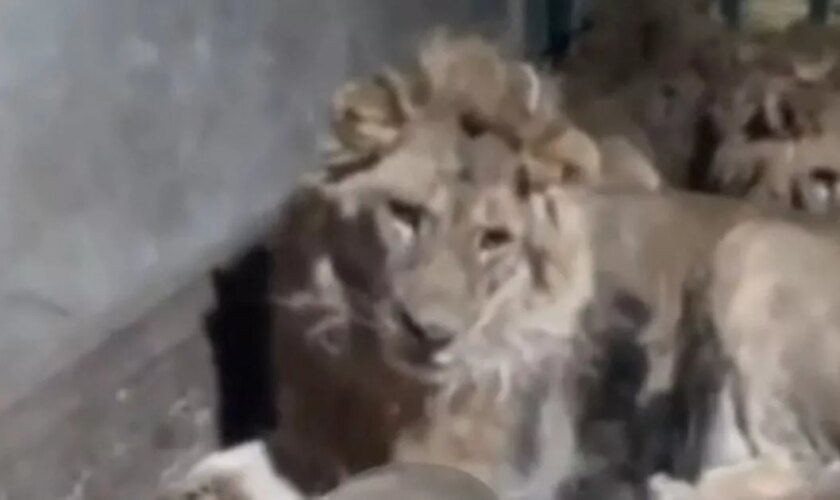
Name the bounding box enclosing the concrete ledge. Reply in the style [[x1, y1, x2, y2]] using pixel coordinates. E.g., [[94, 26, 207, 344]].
[[0, 277, 218, 500]]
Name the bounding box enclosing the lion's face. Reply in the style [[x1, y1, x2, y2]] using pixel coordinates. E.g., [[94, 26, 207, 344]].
[[304, 35, 598, 390], [370, 133, 594, 389], [377, 134, 529, 374], [695, 49, 840, 214]]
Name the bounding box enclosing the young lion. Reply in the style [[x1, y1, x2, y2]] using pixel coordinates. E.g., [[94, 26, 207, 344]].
[[159, 33, 621, 500]]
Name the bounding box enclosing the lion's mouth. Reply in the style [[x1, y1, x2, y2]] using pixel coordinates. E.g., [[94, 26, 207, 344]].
[[382, 322, 457, 383], [387, 353, 449, 382]]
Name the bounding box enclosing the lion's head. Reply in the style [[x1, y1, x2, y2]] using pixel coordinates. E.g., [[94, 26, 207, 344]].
[[690, 42, 840, 214], [267, 35, 603, 480], [348, 131, 594, 394], [271, 31, 604, 399]]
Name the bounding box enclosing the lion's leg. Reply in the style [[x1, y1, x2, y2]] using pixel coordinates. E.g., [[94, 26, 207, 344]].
[[708, 222, 833, 472], [803, 460, 840, 500], [159, 440, 304, 500], [729, 346, 830, 474], [158, 420, 350, 500], [650, 456, 807, 500]]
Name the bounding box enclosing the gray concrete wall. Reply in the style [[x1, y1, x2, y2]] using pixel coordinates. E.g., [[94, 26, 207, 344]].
[[0, 0, 515, 414]]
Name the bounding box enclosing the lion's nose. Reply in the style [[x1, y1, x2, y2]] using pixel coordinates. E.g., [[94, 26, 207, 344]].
[[397, 306, 455, 351]]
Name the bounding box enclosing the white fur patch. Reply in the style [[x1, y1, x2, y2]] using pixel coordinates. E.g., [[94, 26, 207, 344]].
[[520, 63, 541, 115], [702, 379, 754, 470], [649, 474, 695, 500], [162, 441, 302, 500]]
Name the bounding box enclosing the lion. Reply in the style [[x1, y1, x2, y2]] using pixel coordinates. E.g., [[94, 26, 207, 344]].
[[158, 33, 628, 500], [560, 1, 840, 204], [687, 33, 840, 215], [274, 30, 628, 485], [326, 30, 669, 195]]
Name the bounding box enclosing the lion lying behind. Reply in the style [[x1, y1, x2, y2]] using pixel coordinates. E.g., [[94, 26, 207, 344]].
[[563, 1, 840, 218]]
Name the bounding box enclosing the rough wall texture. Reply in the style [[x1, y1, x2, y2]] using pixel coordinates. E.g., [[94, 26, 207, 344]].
[[0, 0, 514, 414]]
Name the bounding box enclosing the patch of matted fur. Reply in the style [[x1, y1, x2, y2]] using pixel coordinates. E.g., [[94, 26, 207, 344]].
[[276, 255, 385, 356]]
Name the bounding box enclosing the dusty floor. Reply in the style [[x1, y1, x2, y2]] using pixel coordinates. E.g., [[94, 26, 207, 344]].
[[0, 278, 218, 500]]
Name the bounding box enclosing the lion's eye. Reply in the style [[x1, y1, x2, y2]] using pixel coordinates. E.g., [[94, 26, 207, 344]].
[[478, 227, 512, 251], [387, 199, 424, 231]]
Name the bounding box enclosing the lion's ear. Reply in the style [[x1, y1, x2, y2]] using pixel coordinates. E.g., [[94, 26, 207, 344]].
[[519, 123, 602, 193]]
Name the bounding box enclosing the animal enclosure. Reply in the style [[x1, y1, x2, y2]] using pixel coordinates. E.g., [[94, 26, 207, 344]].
[[2, 0, 840, 499]]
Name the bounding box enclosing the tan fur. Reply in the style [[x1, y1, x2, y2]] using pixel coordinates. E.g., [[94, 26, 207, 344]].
[[651, 457, 807, 500], [495, 185, 840, 500], [563, 77, 690, 187], [553, 188, 762, 396], [322, 33, 569, 178], [652, 458, 840, 499], [561, 189, 840, 495], [325, 32, 669, 194], [706, 218, 840, 464]]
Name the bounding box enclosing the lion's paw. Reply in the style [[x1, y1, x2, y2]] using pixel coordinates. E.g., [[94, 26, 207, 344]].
[[159, 441, 302, 500]]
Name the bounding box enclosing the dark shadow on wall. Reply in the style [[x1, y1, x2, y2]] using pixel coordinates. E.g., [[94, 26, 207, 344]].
[[203, 243, 276, 447]]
